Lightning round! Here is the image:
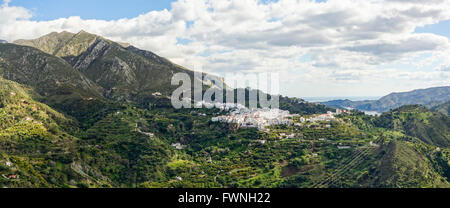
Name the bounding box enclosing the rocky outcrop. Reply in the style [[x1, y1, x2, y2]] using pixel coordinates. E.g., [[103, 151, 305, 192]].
[[126, 45, 172, 65], [110, 57, 136, 84], [72, 39, 110, 72]]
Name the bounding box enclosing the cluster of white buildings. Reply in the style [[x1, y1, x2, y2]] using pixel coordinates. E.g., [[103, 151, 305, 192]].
[[278, 133, 296, 139], [205, 101, 352, 130], [171, 143, 186, 150], [297, 109, 347, 124], [306, 113, 336, 122], [211, 107, 293, 130], [194, 101, 247, 111]]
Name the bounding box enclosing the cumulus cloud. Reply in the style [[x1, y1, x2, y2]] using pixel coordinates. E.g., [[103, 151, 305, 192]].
[[386, 0, 446, 4], [342, 34, 449, 60], [0, 0, 31, 24], [0, 0, 449, 96]]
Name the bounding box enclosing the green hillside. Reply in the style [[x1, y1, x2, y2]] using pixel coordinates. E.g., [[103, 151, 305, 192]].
[[373, 140, 449, 188], [374, 105, 450, 147], [0, 78, 109, 187], [1, 76, 449, 188]]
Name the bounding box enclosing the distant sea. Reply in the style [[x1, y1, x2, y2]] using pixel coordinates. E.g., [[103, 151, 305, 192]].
[[302, 96, 382, 103]]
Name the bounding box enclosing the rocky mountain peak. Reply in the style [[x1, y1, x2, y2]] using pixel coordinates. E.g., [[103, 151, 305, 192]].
[[9, 31, 229, 105], [14, 30, 102, 57]]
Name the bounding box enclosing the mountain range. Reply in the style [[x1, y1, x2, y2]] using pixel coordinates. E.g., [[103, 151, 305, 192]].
[[14, 31, 207, 104], [322, 86, 450, 113], [0, 31, 448, 188]]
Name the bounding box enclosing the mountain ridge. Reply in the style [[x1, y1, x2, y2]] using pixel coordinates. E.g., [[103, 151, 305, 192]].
[[15, 31, 103, 57], [14, 31, 226, 104], [0, 42, 104, 98], [322, 86, 450, 112]]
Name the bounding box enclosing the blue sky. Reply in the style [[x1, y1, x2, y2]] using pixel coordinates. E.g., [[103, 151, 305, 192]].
[[415, 19, 450, 39], [9, 0, 176, 20]]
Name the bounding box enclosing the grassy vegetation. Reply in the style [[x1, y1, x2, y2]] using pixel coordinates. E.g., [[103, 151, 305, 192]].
[[0, 75, 449, 188]]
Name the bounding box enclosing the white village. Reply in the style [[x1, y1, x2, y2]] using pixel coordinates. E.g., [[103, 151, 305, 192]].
[[209, 102, 350, 131]]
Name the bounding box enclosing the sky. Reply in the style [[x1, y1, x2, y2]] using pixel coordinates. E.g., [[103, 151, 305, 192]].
[[8, 0, 175, 21], [0, 0, 449, 98]]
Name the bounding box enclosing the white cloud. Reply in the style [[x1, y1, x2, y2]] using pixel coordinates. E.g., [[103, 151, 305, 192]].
[[436, 64, 450, 72], [0, 0, 449, 97], [0, 0, 31, 24], [342, 34, 449, 59]]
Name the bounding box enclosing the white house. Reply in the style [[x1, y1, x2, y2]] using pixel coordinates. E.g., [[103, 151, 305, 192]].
[[337, 146, 351, 150], [171, 143, 186, 150], [152, 92, 162, 96]]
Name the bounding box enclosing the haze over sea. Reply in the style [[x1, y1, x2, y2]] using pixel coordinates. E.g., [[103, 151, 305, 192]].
[[303, 96, 382, 103]]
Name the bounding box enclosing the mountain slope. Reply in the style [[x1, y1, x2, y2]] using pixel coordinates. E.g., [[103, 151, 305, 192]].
[[374, 105, 450, 147], [432, 101, 450, 116], [15, 31, 219, 105], [0, 78, 110, 187], [0, 43, 103, 97], [373, 140, 449, 188], [0, 77, 78, 156], [322, 86, 450, 112], [0, 43, 109, 123], [375, 86, 450, 111]]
